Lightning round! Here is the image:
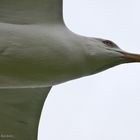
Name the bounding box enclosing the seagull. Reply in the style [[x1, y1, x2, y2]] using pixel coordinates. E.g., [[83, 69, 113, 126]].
[[0, 0, 140, 140]]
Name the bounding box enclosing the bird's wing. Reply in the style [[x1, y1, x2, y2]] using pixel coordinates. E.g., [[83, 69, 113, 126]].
[[0, 86, 51, 140], [0, 0, 63, 24]]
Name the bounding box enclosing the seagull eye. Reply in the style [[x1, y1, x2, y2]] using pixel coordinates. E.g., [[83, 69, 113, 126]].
[[102, 40, 115, 47]]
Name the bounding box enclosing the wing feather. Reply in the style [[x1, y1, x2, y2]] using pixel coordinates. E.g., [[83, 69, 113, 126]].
[[0, 87, 51, 140], [0, 0, 63, 24]]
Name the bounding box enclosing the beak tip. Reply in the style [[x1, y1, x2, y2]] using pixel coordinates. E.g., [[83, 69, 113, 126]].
[[121, 51, 140, 63]]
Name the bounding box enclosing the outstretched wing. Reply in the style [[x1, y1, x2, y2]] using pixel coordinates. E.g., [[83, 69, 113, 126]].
[[0, 87, 51, 140], [0, 0, 63, 24]]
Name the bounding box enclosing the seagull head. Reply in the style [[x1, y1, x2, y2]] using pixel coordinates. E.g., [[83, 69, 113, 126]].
[[85, 38, 140, 74], [100, 39, 140, 63]]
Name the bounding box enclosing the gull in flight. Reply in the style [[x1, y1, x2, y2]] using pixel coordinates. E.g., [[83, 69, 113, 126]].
[[0, 0, 140, 140]]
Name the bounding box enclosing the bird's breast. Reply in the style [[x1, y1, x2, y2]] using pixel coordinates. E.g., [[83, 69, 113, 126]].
[[0, 23, 89, 88]]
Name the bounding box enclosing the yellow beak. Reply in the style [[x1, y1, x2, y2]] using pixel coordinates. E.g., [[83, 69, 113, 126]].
[[121, 51, 140, 63]]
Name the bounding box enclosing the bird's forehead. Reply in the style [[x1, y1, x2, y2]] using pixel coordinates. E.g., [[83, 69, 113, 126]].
[[93, 38, 120, 49], [87, 38, 106, 48]]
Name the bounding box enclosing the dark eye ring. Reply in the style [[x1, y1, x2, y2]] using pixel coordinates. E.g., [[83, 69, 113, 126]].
[[102, 40, 114, 47]]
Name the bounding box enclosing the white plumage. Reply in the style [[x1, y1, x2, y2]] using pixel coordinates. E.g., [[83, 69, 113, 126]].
[[0, 0, 140, 140]]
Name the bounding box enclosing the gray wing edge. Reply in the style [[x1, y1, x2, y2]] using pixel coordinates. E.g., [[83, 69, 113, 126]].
[[0, 0, 63, 24], [0, 86, 51, 140]]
